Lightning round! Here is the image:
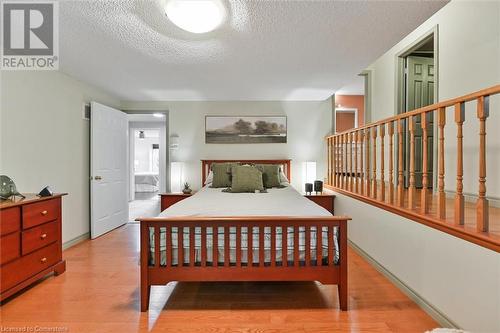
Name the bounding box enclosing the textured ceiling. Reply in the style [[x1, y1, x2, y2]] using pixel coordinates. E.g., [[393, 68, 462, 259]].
[[59, 0, 447, 101]]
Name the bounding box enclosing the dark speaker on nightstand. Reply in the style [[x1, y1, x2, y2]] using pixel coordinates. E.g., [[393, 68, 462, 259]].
[[314, 180, 323, 194], [305, 183, 313, 195]]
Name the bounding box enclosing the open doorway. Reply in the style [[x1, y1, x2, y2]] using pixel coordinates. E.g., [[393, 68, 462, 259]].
[[397, 28, 438, 188], [127, 113, 168, 222]]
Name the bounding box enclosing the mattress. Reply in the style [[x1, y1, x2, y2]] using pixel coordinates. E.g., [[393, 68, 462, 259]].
[[149, 185, 339, 266]]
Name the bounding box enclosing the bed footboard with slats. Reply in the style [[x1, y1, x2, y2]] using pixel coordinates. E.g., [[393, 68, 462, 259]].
[[139, 216, 349, 311]]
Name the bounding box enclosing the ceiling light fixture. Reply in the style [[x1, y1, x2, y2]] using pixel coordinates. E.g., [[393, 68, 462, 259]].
[[165, 0, 226, 34], [153, 113, 165, 118]]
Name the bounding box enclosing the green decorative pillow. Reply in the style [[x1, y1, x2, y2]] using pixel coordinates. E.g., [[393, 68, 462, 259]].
[[211, 162, 237, 188], [230, 165, 264, 193], [256, 164, 281, 188]]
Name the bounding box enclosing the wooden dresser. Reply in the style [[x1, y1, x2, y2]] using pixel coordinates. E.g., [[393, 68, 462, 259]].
[[0, 194, 66, 301]]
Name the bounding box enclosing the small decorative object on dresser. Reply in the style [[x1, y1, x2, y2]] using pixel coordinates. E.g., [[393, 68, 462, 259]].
[[314, 180, 323, 194], [160, 192, 194, 211], [182, 182, 192, 194], [0, 175, 25, 200], [305, 183, 313, 195], [0, 193, 67, 301]]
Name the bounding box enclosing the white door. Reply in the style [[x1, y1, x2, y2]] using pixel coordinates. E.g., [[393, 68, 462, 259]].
[[90, 102, 128, 239]]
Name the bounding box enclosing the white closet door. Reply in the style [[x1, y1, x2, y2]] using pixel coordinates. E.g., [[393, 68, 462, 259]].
[[90, 102, 128, 239]]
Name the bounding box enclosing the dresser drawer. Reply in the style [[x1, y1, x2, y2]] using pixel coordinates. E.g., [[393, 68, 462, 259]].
[[1, 242, 60, 292], [0, 207, 21, 236], [22, 198, 60, 229], [22, 220, 59, 255], [0, 232, 20, 265]]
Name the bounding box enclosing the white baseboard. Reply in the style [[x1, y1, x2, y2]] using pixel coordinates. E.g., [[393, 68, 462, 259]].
[[348, 239, 459, 329], [62, 232, 90, 250]]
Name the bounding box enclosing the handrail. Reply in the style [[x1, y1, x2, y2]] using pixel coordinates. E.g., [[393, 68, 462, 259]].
[[328, 84, 500, 137], [325, 84, 500, 253]]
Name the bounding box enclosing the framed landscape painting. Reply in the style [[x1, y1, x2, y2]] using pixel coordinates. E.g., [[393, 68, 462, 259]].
[[205, 116, 287, 144]]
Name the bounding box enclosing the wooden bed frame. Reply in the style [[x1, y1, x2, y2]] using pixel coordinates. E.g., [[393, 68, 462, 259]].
[[138, 159, 350, 311]]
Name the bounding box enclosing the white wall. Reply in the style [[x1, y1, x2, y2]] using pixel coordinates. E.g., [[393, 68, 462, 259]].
[[0, 71, 120, 244], [346, 2, 500, 331], [365, 0, 500, 198], [122, 100, 333, 191], [334, 192, 500, 332]]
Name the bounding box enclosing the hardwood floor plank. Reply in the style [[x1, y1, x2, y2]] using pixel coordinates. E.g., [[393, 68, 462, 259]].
[[0, 224, 439, 332]]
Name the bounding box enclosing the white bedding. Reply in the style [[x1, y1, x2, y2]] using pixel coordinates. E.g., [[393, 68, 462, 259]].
[[159, 184, 331, 217], [150, 185, 338, 266]]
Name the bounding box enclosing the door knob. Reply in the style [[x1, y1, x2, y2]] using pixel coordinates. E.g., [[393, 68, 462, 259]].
[[95, 176, 102, 180]]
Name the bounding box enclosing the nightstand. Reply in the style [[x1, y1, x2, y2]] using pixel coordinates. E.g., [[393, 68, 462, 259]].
[[160, 193, 194, 211], [304, 192, 335, 214]]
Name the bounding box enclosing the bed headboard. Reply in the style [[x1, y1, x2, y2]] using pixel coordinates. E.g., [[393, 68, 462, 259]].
[[201, 159, 291, 186]]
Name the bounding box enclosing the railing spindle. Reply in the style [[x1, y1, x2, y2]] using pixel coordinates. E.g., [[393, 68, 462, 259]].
[[328, 138, 332, 185], [349, 132, 354, 191], [421, 113, 429, 214], [454, 103, 465, 225], [408, 115, 416, 210], [477, 96, 489, 232], [360, 130, 364, 196], [380, 123, 385, 202], [397, 119, 404, 206], [365, 128, 371, 197], [438, 107, 446, 219], [388, 121, 394, 204], [336, 136, 340, 188], [354, 131, 359, 193], [339, 135, 344, 189], [332, 137, 336, 186], [344, 133, 348, 189], [371, 127, 377, 200]]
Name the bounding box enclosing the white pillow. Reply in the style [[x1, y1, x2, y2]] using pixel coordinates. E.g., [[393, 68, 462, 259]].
[[204, 170, 214, 185], [279, 170, 289, 183]]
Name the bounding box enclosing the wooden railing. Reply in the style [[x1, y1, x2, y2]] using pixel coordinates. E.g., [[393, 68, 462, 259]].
[[326, 85, 500, 253]]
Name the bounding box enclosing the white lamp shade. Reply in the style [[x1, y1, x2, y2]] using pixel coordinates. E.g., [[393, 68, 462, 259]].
[[302, 161, 317, 184], [170, 162, 184, 193]]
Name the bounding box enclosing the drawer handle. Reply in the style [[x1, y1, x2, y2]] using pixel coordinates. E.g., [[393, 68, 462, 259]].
[[41, 233, 47, 239], [41, 210, 48, 216], [41, 257, 47, 263]]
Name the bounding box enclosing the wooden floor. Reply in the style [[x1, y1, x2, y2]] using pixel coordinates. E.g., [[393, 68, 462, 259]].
[[0, 224, 439, 333]]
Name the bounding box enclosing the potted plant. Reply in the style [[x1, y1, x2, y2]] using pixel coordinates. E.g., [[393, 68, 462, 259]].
[[182, 182, 192, 194]]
